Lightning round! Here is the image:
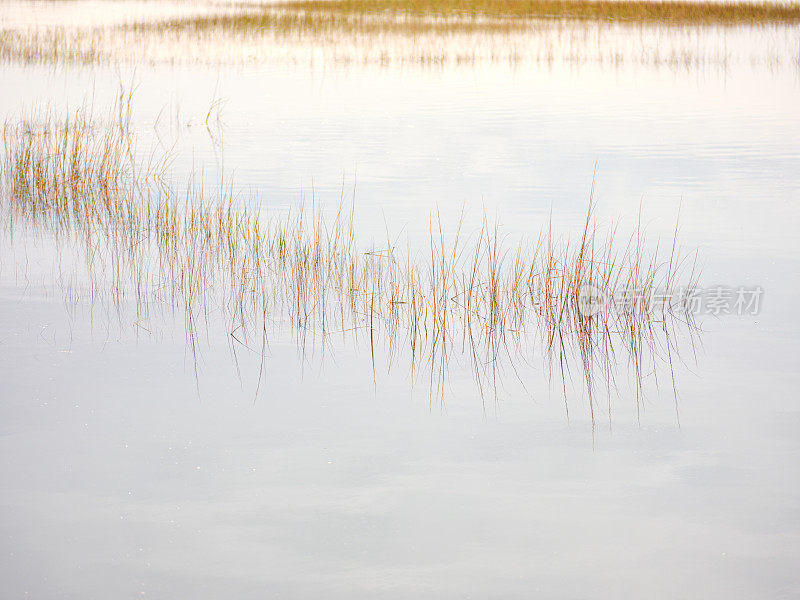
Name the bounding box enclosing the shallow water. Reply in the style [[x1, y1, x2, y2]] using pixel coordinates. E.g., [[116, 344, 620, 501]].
[[1, 3, 800, 598]]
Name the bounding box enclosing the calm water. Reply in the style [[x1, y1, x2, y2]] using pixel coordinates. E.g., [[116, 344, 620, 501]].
[[1, 3, 800, 598]]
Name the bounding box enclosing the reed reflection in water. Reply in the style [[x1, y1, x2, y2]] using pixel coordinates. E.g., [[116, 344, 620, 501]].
[[1, 97, 701, 422]]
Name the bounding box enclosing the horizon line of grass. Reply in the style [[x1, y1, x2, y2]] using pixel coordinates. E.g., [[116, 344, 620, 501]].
[[4, 0, 798, 69], [270, 0, 800, 25]]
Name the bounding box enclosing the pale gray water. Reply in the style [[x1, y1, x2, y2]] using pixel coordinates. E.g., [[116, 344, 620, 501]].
[[1, 5, 800, 598]]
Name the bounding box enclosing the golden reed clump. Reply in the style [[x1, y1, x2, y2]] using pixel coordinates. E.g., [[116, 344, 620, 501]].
[[1, 99, 699, 417]]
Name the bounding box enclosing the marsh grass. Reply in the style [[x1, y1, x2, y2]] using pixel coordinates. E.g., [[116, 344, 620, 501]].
[[0, 98, 700, 418], [2, 0, 798, 68], [271, 0, 800, 25]]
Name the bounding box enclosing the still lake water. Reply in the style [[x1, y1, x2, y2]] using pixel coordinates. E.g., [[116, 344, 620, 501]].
[[1, 4, 800, 598]]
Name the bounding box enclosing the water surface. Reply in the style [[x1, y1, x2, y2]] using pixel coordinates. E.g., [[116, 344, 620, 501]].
[[1, 4, 799, 598]]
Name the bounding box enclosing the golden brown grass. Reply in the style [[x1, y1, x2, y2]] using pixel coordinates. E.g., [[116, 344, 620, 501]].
[[276, 0, 800, 25], [0, 98, 699, 415], [142, 0, 800, 40], [3, 0, 798, 68]]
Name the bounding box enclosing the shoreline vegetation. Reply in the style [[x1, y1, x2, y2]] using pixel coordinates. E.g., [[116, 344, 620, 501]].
[[161, 0, 800, 33], [2, 0, 797, 68], [0, 96, 700, 415], [239, 0, 800, 26], [144, 0, 800, 42]]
